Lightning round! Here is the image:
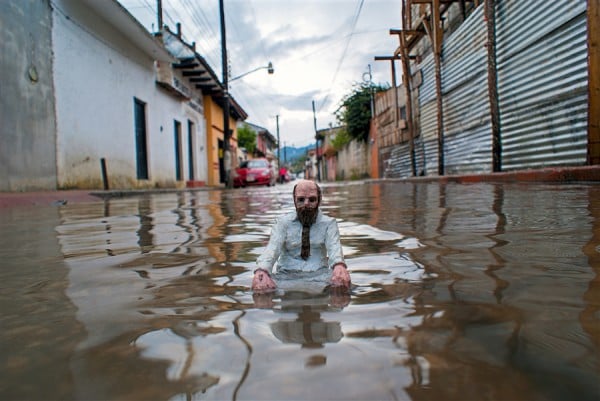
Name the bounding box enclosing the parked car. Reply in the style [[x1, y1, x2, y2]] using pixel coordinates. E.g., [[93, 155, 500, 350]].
[[233, 158, 275, 188]]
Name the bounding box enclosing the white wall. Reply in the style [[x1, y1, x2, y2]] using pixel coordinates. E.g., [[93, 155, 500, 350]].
[[336, 140, 370, 180], [0, 0, 57, 190], [52, 0, 206, 189]]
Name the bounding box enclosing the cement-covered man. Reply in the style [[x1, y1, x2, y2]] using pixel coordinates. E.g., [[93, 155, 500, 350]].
[[252, 179, 351, 292]]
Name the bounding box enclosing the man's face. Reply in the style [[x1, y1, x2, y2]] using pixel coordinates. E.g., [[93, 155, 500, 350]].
[[294, 181, 319, 226]]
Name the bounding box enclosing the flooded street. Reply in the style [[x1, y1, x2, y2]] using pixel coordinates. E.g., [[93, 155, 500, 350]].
[[1, 181, 599, 401]]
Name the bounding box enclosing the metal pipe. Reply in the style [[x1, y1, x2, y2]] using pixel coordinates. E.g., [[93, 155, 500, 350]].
[[100, 158, 109, 190]]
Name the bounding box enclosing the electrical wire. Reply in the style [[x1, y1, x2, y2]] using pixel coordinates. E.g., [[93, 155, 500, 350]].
[[317, 0, 365, 113]]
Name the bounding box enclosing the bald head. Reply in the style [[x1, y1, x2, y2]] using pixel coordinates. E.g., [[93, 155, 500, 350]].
[[293, 180, 321, 208]]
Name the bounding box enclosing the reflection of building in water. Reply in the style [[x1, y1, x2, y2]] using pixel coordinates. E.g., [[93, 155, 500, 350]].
[[582, 186, 600, 356]]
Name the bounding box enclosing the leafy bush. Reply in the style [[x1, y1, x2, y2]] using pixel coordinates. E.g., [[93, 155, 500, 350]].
[[336, 82, 388, 142]]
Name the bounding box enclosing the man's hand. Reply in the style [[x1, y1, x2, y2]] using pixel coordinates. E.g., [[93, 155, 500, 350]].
[[330, 263, 351, 288], [252, 268, 277, 292]]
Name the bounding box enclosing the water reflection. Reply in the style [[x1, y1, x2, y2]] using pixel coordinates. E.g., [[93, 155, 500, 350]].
[[0, 182, 598, 400]]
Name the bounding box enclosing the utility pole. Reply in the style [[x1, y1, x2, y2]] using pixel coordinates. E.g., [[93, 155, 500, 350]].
[[312, 100, 321, 182], [276, 115, 280, 172], [366, 64, 374, 117], [156, 0, 163, 31], [219, 0, 233, 188]]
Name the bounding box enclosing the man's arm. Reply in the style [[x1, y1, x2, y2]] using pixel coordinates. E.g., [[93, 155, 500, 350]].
[[325, 220, 351, 288], [253, 217, 285, 291], [256, 217, 286, 274]]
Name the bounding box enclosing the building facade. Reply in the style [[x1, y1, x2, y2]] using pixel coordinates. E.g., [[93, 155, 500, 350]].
[[0, 0, 246, 191], [375, 0, 596, 179]]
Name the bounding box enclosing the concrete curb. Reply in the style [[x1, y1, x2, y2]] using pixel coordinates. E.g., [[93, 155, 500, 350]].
[[368, 165, 600, 184]]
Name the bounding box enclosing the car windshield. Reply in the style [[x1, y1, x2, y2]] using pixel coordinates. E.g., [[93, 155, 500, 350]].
[[247, 160, 268, 168]]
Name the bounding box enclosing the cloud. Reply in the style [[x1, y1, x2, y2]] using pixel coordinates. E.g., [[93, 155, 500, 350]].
[[120, 0, 401, 147]]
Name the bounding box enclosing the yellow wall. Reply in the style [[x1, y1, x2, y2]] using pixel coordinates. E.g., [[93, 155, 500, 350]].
[[203, 95, 239, 186]]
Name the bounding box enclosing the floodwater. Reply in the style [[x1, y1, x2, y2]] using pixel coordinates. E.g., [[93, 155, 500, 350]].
[[1, 181, 599, 401]]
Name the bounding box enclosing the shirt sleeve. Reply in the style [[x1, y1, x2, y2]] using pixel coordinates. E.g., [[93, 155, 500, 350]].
[[325, 218, 345, 269], [256, 216, 286, 273]]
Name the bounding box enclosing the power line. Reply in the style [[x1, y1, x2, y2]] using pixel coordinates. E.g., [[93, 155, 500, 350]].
[[318, 0, 364, 113]]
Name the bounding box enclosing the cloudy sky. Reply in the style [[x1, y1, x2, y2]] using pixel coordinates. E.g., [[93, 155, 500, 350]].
[[119, 0, 402, 147]]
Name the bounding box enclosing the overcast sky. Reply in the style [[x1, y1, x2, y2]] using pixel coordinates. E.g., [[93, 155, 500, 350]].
[[119, 0, 402, 147]]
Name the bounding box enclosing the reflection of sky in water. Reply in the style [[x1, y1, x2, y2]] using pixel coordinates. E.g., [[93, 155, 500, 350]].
[[136, 329, 189, 381], [225, 212, 421, 260], [338, 221, 404, 240]]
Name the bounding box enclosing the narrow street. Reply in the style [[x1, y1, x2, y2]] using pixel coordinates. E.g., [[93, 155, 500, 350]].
[[1, 180, 598, 400]]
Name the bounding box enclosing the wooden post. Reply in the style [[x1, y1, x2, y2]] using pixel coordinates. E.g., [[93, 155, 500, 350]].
[[485, 0, 501, 172], [588, 0, 600, 164], [391, 59, 399, 124], [433, 0, 444, 176], [399, 32, 417, 177], [100, 158, 109, 190], [423, 0, 445, 176]]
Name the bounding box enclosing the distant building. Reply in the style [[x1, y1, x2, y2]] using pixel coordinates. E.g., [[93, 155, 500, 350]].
[[243, 122, 278, 169]]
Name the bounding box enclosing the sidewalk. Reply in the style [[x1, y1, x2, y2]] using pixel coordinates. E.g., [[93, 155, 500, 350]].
[[1, 165, 599, 209], [373, 165, 600, 184]]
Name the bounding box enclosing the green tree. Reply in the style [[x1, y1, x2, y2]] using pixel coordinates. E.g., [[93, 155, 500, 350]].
[[331, 128, 351, 151], [237, 123, 257, 154], [336, 82, 388, 142]]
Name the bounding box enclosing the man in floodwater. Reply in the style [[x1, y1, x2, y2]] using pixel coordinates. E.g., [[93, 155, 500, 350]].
[[252, 179, 351, 292]]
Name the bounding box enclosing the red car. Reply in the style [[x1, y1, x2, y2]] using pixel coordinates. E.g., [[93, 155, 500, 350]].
[[233, 158, 275, 188]]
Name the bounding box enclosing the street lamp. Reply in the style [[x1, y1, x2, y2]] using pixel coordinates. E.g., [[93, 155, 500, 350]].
[[230, 62, 274, 82]]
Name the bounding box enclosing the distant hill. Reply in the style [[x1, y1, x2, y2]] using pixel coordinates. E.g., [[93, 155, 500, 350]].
[[278, 144, 314, 163]]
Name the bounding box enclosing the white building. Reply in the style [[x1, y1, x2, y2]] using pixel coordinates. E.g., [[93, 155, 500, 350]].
[[51, 0, 211, 189]]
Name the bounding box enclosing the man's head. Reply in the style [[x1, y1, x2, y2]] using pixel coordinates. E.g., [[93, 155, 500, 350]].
[[293, 180, 321, 226]]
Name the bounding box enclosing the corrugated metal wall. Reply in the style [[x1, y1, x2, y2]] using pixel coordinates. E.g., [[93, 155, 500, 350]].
[[382, 142, 411, 178], [380, 0, 589, 178], [442, 5, 492, 174], [496, 0, 588, 170]]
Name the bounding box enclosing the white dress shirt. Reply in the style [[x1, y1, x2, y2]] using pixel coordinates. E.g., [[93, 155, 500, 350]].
[[256, 210, 345, 274]]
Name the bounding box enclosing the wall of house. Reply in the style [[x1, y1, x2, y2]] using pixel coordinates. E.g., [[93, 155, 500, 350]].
[[203, 96, 224, 186], [203, 95, 240, 186], [181, 99, 208, 185], [0, 0, 57, 191], [52, 0, 203, 189], [336, 140, 370, 180]]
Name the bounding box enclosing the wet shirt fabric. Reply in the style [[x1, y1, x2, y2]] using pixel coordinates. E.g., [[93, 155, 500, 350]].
[[257, 210, 345, 274]]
